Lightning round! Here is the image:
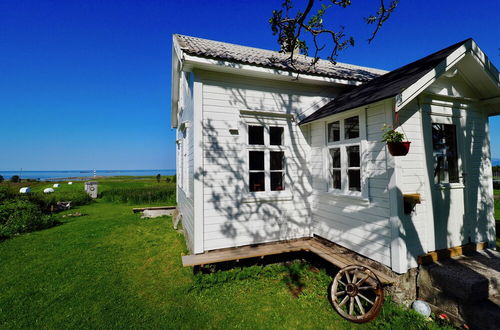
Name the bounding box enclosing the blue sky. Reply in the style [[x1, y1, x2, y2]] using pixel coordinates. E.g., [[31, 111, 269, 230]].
[[1, 0, 499, 170]]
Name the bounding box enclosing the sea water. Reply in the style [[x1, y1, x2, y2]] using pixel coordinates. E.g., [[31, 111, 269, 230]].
[[0, 169, 176, 181]]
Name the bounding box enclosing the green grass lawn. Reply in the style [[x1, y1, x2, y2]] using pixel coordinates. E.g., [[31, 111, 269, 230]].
[[0, 195, 451, 329], [5, 176, 172, 193], [494, 190, 500, 249], [494, 190, 500, 220], [4, 176, 176, 207]]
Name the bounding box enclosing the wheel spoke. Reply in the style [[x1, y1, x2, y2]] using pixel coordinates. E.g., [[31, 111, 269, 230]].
[[349, 297, 354, 315], [338, 295, 349, 307], [355, 296, 365, 315], [359, 285, 376, 291], [345, 271, 352, 284], [335, 290, 346, 297], [338, 280, 347, 287], [352, 272, 357, 285], [358, 292, 374, 306], [356, 274, 370, 286]]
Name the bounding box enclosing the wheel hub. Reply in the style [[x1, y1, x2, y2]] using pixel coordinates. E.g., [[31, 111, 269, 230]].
[[346, 283, 358, 297]]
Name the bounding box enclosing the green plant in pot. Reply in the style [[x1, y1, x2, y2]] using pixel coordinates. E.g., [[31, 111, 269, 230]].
[[381, 124, 411, 156]]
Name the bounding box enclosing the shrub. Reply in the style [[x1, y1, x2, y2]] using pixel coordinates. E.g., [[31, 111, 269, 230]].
[[165, 175, 176, 183], [0, 175, 3, 183], [156, 174, 161, 183], [53, 191, 93, 206], [10, 175, 20, 183], [26, 191, 92, 212], [0, 199, 59, 238], [0, 186, 15, 202], [101, 184, 176, 204]]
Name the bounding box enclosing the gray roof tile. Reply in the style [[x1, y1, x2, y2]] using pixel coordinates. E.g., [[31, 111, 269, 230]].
[[174, 34, 386, 82]]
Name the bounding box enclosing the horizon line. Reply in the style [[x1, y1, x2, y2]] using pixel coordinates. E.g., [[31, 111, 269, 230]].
[[0, 169, 176, 172]]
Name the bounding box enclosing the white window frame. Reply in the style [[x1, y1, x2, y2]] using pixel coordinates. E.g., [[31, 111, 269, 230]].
[[178, 122, 191, 198], [177, 138, 183, 190], [324, 110, 368, 200], [430, 114, 464, 189], [240, 112, 292, 202], [183, 126, 189, 197]]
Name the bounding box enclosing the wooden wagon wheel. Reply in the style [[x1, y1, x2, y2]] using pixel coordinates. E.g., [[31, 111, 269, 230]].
[[329, 265, 384, 323]]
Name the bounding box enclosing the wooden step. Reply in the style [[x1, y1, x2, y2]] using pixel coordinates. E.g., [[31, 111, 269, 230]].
[[306, 240, 395, 285], [418, 242, 488, 265]]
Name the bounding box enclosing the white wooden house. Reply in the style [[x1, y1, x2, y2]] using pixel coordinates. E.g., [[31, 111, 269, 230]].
[[171, 35, 500, 274]]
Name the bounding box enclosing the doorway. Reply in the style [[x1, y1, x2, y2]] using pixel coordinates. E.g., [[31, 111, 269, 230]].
[[429, 114, 467, 250]]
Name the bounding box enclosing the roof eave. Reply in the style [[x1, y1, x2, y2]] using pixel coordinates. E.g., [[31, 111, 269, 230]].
[[394, 40, 472, 112], [299, 38, 500, 125], [170, 36, 184, 129], [298, 95, 396, 125], [182, 53, 366, 87]]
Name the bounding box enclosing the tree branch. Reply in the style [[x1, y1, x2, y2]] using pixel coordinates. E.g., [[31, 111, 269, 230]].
[[269, 0, 398, 68]]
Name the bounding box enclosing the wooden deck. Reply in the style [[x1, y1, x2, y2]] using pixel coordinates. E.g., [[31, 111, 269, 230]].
[[182, 238, 395, 285]]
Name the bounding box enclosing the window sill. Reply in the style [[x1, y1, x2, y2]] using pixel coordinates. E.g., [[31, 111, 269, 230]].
[[435, 183, 464, 190], [242, 192, 293, 203], [324, 190, 370, 205]]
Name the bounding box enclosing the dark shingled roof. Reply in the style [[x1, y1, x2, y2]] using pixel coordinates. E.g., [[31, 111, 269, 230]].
[[174, 34, 387, 82], [300, 38, 471, 125]]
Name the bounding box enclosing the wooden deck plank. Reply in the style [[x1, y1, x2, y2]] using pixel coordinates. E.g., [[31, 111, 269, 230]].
[[182, 240, 309, 267], [181, 238, 395, 285], [307, 240, 394, 285], [306, 241, 350, 268]]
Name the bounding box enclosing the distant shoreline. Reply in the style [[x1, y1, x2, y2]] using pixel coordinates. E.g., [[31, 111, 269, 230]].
[[0, 169, 176, 181], [43, 174, 175, 181]]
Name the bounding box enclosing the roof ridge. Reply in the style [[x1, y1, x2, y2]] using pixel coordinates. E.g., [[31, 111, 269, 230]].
[[374, 38, 472, 79], [174, 34, 388, 76]]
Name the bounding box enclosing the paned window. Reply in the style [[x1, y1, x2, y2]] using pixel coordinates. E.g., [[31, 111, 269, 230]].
[[247, 124, 286, 192], [329, 148, 341, 189], [344, 116, 360, 139], [270, 151, 284, 191], [328, 121, 340, 143], [326, 115, 362, 194], [432, 123, 459, 184], [347, 145, 361, 191]]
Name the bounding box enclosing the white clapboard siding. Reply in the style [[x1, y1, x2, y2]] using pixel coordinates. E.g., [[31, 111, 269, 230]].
[[309, 102, 393, 268], [394, 100, 430, 267], [176, 71, 196, 252], [178, 188, 194, 251], [395, 90, 494, 269], [199, 71, 340, 249], [463, 106, 495, 245], [313, 221, 391, 266]]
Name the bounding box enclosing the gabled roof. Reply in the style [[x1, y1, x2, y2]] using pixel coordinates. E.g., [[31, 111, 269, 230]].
[[299, 38, 472, 125], [174, 34, 387, 82]]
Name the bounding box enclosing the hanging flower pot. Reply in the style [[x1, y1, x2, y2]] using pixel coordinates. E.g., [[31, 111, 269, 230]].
[[381, 124, 411, 156], [387, 141, 411, 156]]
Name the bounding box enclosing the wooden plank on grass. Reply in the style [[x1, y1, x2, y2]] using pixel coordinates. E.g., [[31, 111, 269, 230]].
[[132, 206, 176, 213]]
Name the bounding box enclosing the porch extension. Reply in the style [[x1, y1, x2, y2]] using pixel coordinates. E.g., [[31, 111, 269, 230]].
[[181, 236, 396, 286]]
